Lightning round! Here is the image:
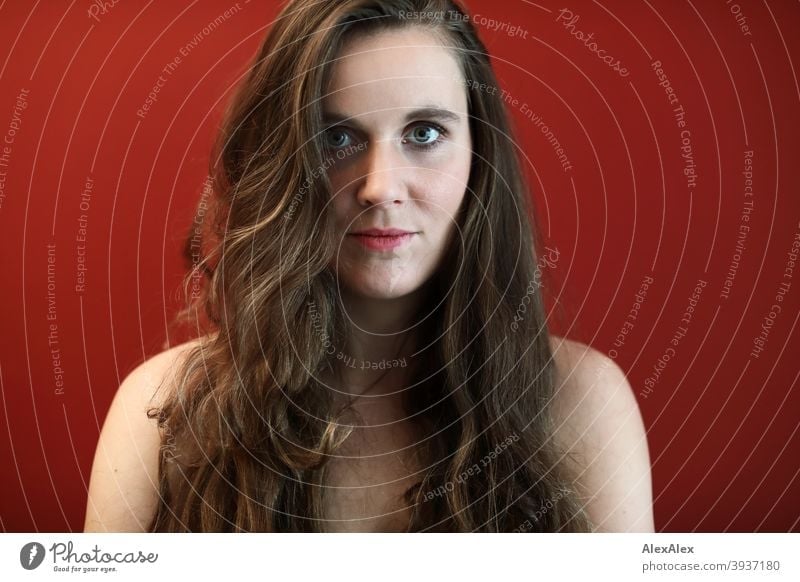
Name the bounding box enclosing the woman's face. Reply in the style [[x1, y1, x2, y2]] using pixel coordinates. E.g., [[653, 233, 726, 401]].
[[321, 27, 472, 300]]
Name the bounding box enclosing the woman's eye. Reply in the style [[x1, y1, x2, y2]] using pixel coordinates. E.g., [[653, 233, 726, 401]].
[[405, 124, 442, 147], [324, 128, 351, 149]]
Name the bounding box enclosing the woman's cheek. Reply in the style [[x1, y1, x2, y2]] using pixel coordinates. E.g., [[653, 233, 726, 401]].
[[412, 172, 467, 218]]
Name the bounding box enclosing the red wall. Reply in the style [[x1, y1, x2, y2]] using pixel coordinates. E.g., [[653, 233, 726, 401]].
[[0, 0, 798, 532]]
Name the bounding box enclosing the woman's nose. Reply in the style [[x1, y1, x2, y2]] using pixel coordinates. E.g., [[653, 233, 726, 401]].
[[356, 137, 409, 207]]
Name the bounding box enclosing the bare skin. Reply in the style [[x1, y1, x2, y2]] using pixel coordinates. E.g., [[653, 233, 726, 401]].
[[82, 333, 654, 533]]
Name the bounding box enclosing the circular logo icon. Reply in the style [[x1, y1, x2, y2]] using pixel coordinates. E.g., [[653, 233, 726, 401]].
[[20, 542, 46, 570]]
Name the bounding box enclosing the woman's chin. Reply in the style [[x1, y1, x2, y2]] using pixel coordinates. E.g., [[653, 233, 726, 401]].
[[339, 277, 423, 301]]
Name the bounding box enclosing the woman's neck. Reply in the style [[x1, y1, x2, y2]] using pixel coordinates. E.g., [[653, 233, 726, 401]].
[[331, 284, 431, 398]]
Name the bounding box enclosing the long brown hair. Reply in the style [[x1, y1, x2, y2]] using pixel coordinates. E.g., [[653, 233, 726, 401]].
[[147, 0, 592, 532]]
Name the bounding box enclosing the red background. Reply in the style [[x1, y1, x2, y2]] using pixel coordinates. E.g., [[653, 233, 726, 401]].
[[0, 0, 798, 532]]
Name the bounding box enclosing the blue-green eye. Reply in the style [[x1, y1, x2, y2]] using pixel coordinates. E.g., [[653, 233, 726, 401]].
[[404, 124, 443, 147], [324, 128, 351, 149]]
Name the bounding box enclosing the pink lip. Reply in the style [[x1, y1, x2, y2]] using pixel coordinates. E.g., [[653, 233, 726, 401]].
[[347, 230, 416, 251]]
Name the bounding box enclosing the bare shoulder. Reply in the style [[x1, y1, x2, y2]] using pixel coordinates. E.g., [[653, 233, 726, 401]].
[[129, 337, 207, 407], [82, 337, 207, 532], [548, 335, 655, 532]]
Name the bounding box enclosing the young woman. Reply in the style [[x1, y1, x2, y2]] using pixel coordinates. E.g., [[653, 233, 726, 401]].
[[84, 0, 654, 533]]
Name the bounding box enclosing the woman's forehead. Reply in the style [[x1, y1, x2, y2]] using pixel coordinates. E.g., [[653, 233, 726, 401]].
[[323, 28, 467, 118]]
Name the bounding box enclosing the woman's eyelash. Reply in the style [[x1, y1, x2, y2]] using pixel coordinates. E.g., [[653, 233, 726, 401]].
[[323, 127, 352, 149], [404, 122, 448, 150]]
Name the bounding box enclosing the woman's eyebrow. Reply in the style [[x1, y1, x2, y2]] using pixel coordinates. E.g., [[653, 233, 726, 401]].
[[321, 106, 462, 128]]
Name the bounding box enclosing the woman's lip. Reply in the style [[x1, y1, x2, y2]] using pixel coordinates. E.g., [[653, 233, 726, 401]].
[[350, 228, 415, 236], [347, 232, 416, 251]]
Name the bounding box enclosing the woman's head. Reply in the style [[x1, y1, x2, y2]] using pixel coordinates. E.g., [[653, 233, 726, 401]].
[[156, 0, 592, 533], [203, 0, 535, 312]]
